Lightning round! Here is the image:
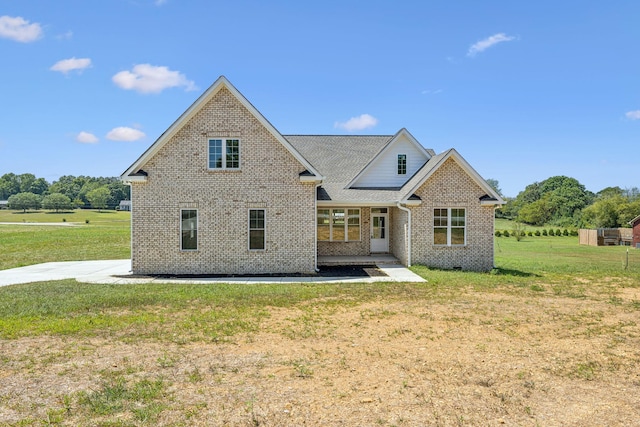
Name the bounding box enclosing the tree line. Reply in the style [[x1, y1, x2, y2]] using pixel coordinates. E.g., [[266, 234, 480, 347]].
[[493, 176, 640, 229], [0, 173, 129, 212]]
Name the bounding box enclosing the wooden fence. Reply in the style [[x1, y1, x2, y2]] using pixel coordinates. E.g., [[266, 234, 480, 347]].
[[579, 228, 633, 246]]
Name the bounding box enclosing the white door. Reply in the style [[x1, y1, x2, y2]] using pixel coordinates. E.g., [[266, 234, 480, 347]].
[[371, 213, 389, 253]]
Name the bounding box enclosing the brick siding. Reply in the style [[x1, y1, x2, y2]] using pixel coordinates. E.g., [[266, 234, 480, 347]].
[[131, 87, 316, 275], [410, 157, 495, 271]]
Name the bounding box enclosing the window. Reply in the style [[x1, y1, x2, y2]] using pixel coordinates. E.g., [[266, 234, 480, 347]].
[[249, 209, 265, 250], [181, 209, 198, 250], [208, 139, 240, 169], [434, 208, 466, 246], [397, 154, 407, 175], [317, 208, 360, 242]]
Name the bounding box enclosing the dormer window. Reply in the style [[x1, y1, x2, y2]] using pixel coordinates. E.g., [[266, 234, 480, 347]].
[[397, 154, 407, 175]]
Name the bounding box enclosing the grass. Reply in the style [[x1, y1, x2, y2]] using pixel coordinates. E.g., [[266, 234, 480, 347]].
[[2, 228, 640, 425], [0, 209, 130, 269]]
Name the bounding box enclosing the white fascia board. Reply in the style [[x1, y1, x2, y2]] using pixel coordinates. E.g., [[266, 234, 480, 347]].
[[121, 76, 322, 179], [299, 175, 324, 183], [317, 200, 397, 207], [121, 175, 147, 183]]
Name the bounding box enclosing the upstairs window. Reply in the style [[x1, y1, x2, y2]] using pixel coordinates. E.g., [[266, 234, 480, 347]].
[[434, 208, 466, 246], [397, 154, 407, 175], [209, 139, 240, 169]]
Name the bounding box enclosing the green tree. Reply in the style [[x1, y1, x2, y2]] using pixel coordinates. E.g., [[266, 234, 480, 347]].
[[7, 192, 42, 212], [86, 186, 111, 211], [486, 178, 503, 197], [0, 173, 20, 199], [41, 193, 73, 212]]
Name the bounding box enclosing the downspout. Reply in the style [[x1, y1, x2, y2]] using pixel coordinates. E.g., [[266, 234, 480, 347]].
[[314, 182, 321, 272], [396, 202, 411, 267]]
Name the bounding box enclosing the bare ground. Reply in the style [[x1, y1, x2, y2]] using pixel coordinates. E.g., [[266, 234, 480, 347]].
[[1, 284, 640, 426]]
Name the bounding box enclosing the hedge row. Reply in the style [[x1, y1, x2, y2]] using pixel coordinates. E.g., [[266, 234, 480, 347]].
[[495, 229, 578, 237]]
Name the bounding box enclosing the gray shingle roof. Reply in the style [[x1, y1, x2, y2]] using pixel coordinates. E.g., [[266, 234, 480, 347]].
[[285, 135, 419, 204]]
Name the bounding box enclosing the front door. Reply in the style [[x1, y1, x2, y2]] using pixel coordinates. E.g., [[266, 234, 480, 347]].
[[371, 213, 389, 253]]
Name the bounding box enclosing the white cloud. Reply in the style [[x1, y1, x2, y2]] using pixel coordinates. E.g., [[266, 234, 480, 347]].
[[625, 110, 640, 120], [76, 131, 99, 144], [50, 57, 92, 74], [56, 30, 73, 40], [421, 89, 443, 95], [155, 0, 168, 5], [467, 33, 515, 57], [106, 127, 146, 142], [0, 15, 43, 43], [112, 64, 196, 94], [334, 114, 379, 132]]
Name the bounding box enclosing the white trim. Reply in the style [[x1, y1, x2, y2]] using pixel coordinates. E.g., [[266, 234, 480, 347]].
[[317, 208, 361, 242], [346, 128, 431, 189], [248, 208, 266, 251], [208, 138, 241, 170], [180, 208, 198, 251], [433, 207, 466, 247], [121, 76, 322, 180]]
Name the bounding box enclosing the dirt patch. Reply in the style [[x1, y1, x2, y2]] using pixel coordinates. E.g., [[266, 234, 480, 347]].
[[1, 288, 639, 425]]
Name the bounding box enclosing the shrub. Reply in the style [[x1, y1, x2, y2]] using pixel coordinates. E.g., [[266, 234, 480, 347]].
[[495, 230, 502, 237], [85, 219, 90, 224], [562, 229, 569, 236], [527, 231, 533, 236], [503, 230, 510, 237], [548, 229, 554, 236], [556, 229, 562, 236], [534, 230, 541, 236], [570, 230, 578, 236]]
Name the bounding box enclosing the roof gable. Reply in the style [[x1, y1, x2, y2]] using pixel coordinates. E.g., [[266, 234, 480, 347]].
[[400, 148, 505, 205], [348, 128, 431, 189], [121, 76, 321, 180]]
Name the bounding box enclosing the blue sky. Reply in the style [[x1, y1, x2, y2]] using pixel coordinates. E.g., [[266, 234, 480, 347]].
[[0, 1, 638, 197]]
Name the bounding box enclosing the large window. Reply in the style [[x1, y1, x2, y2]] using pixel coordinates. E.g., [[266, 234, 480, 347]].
[[181, 209, 198, 250], [249, 209, 265, 250], [397, 154, 407, 175], [317, 208, 360, 242], [208, 139, 240, 169], [434, 208, 466, 246]]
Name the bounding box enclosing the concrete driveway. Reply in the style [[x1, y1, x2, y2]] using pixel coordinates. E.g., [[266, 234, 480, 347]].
[[0, 260, 425, 287]]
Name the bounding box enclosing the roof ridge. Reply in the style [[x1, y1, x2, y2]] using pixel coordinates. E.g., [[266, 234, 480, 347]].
[[283, 134, 394, 137]]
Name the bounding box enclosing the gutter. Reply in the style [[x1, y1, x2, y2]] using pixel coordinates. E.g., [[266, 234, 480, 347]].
[[396, 202, 412, 267], [314, 182, 321, 272]]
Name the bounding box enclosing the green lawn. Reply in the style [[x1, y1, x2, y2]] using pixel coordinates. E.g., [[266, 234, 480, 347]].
[[0, 210, 130, 270]]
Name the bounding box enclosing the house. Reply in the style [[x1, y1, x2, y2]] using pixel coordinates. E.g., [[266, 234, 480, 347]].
[[118, 200, 132, 211], [0, 200, 7, 210], [121, 76, 504, 275], [631, 215, 640, 249]]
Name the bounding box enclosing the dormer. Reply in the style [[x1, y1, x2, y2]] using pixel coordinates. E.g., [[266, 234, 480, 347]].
[[348, 128, 432, 189]]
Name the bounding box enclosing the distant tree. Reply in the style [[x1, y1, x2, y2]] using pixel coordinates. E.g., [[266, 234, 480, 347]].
[[41, 193, 73, 212], [0, 173, 20, 199], [486, 178, 504, 197], [86, 186, 111, 211], [7, 192, 42, 212]]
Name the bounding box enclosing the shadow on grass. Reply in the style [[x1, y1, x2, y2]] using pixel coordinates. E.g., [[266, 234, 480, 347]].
[[491, 267, 540, 277]]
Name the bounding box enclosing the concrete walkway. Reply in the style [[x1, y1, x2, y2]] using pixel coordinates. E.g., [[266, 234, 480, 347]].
[[0, 260, 426, 287]]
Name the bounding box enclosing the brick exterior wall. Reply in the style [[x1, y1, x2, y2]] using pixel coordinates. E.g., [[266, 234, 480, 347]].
[[131, 87, 316, 275], [409, 157, 496, 271], [391, 206, 409, 265]]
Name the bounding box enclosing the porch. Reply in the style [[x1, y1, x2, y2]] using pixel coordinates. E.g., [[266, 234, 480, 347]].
[[317, 254, 400, 266]]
